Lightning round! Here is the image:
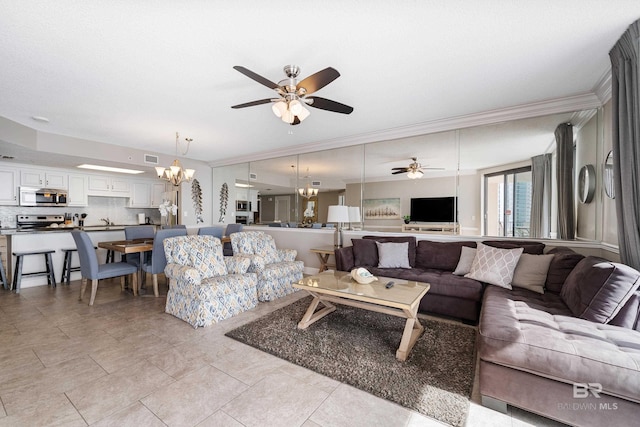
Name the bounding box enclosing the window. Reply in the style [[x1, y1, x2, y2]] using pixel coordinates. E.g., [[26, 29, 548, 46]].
[[484, 167, 532, 237]]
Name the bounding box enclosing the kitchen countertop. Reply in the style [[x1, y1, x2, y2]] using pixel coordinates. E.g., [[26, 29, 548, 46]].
[[0, 224, 158, 235]]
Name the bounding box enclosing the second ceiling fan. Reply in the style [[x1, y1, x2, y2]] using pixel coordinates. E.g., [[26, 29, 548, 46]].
[[231, 65, 354, 125], [392, 157, 444, 179]]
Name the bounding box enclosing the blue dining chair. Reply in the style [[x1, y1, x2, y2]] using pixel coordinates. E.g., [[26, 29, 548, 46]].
[[197, 226, 224, 238], [124, 225, 155, 266], [161, 224, 187, 229], [141, 228, 187, 297], [72, 231, 139, 306]]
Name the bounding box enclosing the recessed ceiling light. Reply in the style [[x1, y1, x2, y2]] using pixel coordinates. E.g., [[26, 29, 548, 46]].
[[31, 116, 50, 123], [77, 164, 144, 174]]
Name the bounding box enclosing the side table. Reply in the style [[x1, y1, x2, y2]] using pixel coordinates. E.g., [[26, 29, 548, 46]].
[[310, 246, 337, 272]]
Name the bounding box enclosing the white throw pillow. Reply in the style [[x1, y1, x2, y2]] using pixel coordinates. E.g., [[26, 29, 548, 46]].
[[453, 246, 477, 276], [376, 242, 411, 269], [511, 253, 554, 294], [465, 243, 523, 289]]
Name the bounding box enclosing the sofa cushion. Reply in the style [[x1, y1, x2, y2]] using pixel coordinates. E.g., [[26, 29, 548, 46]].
[[545, 247, 585, 293], [363, 236, 417, 267], [376, 241, 410, 268], [453, 246, 477, 276], [480, 286, 640, 403], [511, 253, 554, 294], [560, 256, 640, 324], [465, 242, 523, 289], [483, 240, 545, 255], [352, 239, 378, 267], [416, 240, 477, 271]]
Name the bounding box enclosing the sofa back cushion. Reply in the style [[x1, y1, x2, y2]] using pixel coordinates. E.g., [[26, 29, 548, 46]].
[[163, 235, 227, 279], [363, 236, 417, 267], [560, 256, 640, 324], [545, 247, 585, 293], [483, 240, 545, 255], [416, 240, 477, 271]]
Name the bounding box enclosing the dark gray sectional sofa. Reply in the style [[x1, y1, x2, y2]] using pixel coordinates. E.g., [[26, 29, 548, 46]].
[[334, 236, 640, 426]]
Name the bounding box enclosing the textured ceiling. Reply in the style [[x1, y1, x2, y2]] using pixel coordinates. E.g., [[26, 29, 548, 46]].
[[0, 1, 637, 168]]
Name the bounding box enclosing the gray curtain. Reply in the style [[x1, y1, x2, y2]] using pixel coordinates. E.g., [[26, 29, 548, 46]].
[[555, 123, 575, 240], [530, 153, 552, 238], [610, 20, 640, 269]]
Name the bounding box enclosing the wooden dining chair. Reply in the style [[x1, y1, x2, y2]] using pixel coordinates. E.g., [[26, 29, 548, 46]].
[[141, 228, 187, 297], [71, 231, 139, 305]]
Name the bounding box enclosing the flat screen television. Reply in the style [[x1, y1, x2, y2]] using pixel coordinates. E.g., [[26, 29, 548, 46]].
[[410, 197, 457, 223]]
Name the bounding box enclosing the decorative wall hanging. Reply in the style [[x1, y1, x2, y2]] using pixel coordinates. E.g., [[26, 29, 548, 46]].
[[191, 179, 204, 223], [219, 182, 229, 222], [363, 198, 401, 219]]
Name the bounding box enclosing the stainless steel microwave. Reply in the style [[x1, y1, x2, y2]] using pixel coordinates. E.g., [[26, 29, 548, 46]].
[[19, 187, 68, 207]]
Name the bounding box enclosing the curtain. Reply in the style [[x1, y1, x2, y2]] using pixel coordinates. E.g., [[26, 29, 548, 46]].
[[555, 123, 575, 240], [530, 153, 552, 238], [610, 20, 640, 269]]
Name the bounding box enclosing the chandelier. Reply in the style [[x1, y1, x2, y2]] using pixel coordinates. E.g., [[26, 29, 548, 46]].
[[271, 94, 311, 124], [155, 132, 195, 186], [298, 168, 318, 199]]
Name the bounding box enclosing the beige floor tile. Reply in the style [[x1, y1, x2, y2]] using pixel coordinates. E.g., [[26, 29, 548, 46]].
[[511, 407, 569, 427], [222, 371, 330, 427], [196, 410, 244, 427], [275, 363, 341, 395], [210, 342, 288, 386], [465, 402, 513, 427], [141, 365, 248, 427], [92, 402, 165, 427], [66, 360, 173, 424], [147, 346, 210, 379], [309, 384, 443, 427], [0, 392, 85, 427], [34, 332, 119, 367]]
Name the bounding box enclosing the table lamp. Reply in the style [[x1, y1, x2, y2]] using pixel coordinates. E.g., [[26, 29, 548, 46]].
[[327, 205, 350, 247], [348, 206, 361, 230]]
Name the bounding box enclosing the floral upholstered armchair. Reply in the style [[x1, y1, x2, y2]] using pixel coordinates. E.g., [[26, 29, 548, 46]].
[[163, 235, 258, 328], [231, 231, 304, 301]]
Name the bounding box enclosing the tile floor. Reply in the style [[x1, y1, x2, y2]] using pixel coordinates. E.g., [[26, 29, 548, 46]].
[[0, 279, 568, 427]]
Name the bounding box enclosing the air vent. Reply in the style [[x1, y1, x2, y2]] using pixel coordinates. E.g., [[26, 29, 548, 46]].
[[312, 180, 321, 186], [250, 173, 257, 180], [144, 154, 159, 165]]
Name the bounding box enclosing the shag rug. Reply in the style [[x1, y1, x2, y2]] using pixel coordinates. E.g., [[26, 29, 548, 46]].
[[226, 296, 477, 426]]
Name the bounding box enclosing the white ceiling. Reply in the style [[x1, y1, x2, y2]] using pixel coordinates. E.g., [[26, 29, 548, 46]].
[[0, 1, 637, 169]]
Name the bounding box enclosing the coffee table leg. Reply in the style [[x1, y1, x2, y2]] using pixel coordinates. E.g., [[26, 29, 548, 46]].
[[297, 293, 336, 329], [396, 309, 424, 361]]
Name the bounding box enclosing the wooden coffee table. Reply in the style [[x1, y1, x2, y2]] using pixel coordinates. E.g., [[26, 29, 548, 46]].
[[293, 271, 430, 361]]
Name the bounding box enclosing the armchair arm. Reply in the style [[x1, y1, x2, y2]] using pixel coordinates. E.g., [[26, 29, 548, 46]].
[[233, 254, 266, 273], [277, 248, 297, 262], [164, 263, 202, 287], [334, 246, 355, 271], [224, 256, 251, 274]]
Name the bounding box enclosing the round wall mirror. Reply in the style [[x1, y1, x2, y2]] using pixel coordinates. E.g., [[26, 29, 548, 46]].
[[578, 164, 596, 204], [604, 150, 615, 199]]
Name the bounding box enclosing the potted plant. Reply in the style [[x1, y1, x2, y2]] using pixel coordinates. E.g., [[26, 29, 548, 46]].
[[403, 215, 411, 224]]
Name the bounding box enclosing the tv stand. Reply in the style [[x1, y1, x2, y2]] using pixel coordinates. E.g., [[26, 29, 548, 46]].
[[402, 223, 459, 235]]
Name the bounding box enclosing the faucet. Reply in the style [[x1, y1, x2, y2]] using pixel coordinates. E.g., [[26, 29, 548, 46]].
[[100, 217, 111, 226]]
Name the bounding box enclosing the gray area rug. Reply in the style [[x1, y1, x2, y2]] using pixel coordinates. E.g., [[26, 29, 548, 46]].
[[226, 297, 476, 426]]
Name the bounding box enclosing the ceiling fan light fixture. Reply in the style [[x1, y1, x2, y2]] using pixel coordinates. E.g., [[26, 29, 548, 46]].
[[272, 101, 287, 118], [407, 170, 423, 179], [289, 99, 303, 115], [297, 106, 311, 121], [282, 109, 295, 124]]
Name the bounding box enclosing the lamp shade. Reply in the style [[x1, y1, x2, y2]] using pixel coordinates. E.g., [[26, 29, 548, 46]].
[[348, 206, 361, 222], [327, 205, 350, 223]]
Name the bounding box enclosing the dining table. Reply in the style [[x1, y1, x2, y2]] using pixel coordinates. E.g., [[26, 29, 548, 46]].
[[97, 238, 153, 295]]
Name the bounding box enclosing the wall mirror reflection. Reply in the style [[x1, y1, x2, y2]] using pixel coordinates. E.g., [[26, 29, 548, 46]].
[[604, 150, 615, 199]]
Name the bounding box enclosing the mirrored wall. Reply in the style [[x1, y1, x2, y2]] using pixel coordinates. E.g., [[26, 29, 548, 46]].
[[213, 106, 611, 242]]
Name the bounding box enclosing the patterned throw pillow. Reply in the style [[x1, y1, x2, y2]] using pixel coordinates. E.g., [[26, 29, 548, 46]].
[[465, 242, 523, 288]]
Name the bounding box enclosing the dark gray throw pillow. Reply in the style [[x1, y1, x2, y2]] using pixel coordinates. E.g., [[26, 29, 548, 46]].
[[352, 239, 378, 267], [560, 256, 640, 324]]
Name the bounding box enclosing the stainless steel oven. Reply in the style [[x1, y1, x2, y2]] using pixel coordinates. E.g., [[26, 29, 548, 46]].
[[19, 187, 68, 207]]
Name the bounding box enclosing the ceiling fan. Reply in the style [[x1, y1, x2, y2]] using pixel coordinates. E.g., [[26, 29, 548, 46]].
[[391, 157, 443, 179], [231, 65, 354, 125]]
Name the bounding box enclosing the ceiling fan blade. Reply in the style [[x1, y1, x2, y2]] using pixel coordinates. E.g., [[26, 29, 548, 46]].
[[233, 66, 279, 90], [392, 170, 407, 175], [231, 98, 273, 109], [291, 116, 301, 126], [298, 67, 340, 94], [307, 96, 354, 114], [391, 167, 409, 171]]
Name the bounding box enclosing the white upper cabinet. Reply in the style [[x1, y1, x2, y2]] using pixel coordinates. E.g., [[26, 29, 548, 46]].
[[0, 167, 18, 205], [130, 182, 151, 207], [151, 182, 166, 207], [20, 170, 67, 189], [67, 174, 88, 206], [87, 175, 130, 196]]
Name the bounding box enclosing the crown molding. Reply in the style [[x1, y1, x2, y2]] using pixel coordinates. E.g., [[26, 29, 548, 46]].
[[210, 93, 603, 167], [593, 69, 612, 104]]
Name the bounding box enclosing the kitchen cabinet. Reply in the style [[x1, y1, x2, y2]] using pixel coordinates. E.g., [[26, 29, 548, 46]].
[[0, 167, 18, 205], [87, 175, 130, 196], [20, 170, 67, 189], [67, 174, 88, 206], [151, 182, 166, 207], [130, 182, 151, 207]]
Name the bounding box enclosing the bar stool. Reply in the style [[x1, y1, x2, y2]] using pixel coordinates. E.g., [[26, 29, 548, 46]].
[[12, 250, 56, 293], [0, 252, 8, 290]]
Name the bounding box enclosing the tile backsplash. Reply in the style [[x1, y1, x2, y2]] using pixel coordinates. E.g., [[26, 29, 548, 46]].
[[0, 196, 162, 228]]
